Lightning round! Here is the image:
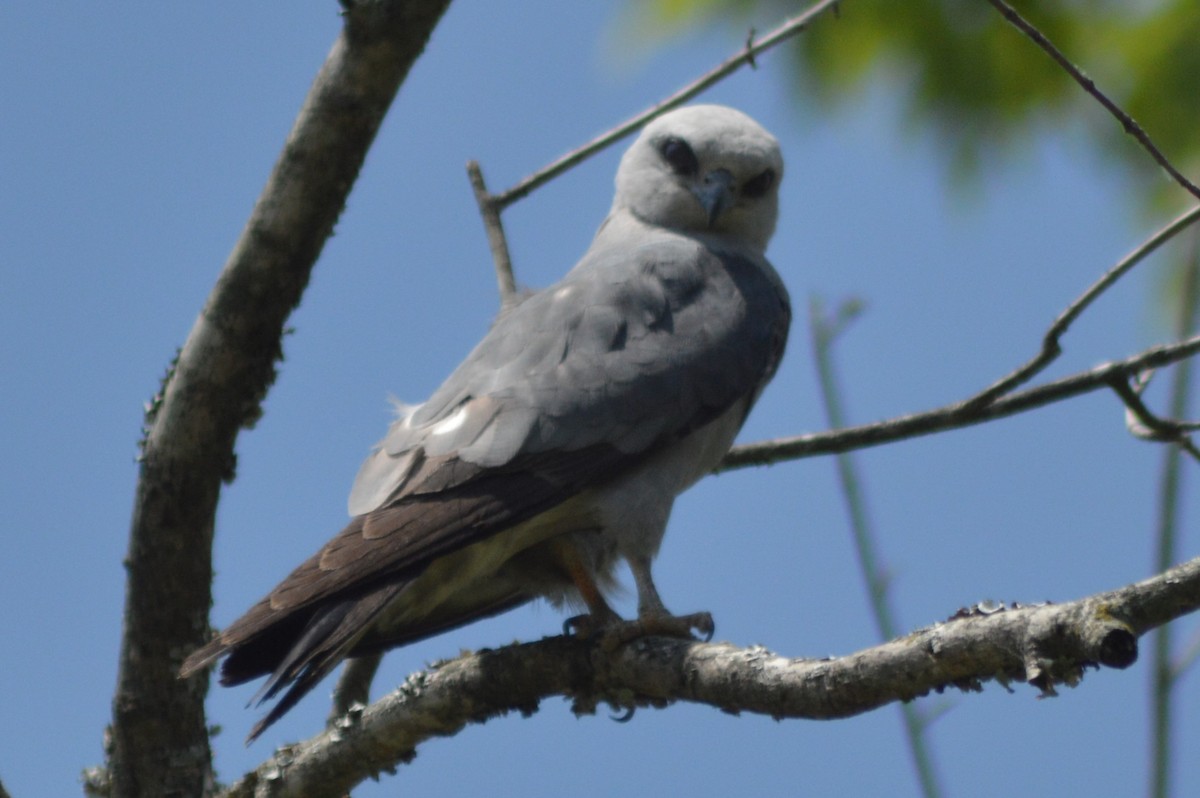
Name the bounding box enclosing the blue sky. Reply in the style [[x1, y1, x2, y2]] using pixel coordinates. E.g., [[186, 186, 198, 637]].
[[2, 3, 1198, 796]]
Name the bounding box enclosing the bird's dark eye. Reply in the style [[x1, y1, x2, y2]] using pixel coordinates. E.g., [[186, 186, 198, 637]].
[[741, 169, 776, 199], [658, 136, 699, 176]]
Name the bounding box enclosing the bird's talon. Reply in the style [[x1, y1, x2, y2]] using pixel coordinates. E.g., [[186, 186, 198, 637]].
[[564, 611, 623, 640], [687, 611, 715, 641], [563, 613, 595, 638], [638, 611, 714, 641], [587, 611, 717, 651]]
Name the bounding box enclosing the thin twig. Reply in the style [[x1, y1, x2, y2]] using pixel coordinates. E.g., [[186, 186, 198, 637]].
[[961, 0, 1200, 411], [985, 0, 1200, 202], [491, 0, 844, 210], [965, 204, 1200, 409], [464, 0, 841, 300], [1110, 377, 1200, 462], [809, 298, 945, 798], [720, 332, 1200, 471], [466, 161, 518, 308], [724, 202, 1200, 466]]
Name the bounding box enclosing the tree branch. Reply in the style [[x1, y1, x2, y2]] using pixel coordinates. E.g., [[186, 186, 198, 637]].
[[985, 0, 1200, 203], [465, 0, 844, 299], [722, 332, 1200, 470], [219, 556, 1200, 798], [724, 0, 1200, 471], [466, 160, 518, 309], [491, 0, 844, 210], [1111, 375, 1200, 462], [109, 3, 452, 796], [722, 199, 1200, 472], [121, 1, 1200, 794], [965, 204, 1200, 408]]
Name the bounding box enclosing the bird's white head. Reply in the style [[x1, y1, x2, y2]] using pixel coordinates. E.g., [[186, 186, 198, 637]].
[[612, 104, 783, 253]]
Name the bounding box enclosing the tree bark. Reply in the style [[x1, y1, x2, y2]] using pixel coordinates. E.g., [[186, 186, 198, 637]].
[[108, 3, 452, 796], [219, 554, 1200, 798]]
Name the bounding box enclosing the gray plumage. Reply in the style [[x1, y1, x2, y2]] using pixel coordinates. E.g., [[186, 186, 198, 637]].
[[181, 104, 791, 740]]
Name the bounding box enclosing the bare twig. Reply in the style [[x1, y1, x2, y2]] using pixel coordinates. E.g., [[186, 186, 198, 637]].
[[721, 332, 1200, 471], [491, 0, 844, 210], [949, 1, 1200, 414], [966, 204, 1200, 409], [220, 555, 1200, 798], [723, 204, 1200, 470], [466, 161, 518, 308], [1111, 376, 1200, 462], [465, 0, 842, 304], [985, 0, 1200, 203], [463, 0, 840, 307]]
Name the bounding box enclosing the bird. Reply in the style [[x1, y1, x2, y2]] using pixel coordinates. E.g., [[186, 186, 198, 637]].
[[180, 104, 792, 741]]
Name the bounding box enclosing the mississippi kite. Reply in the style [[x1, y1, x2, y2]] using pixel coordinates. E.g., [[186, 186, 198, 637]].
[[181, 104, 792, 740]]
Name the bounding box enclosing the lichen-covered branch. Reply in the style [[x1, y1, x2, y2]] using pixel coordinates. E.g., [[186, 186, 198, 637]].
[[220, 556, 1200, 798], [108, 3, 452, 797]]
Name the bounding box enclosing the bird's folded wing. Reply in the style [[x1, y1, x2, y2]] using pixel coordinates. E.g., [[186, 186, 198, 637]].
[[182, 234, 788, 675]]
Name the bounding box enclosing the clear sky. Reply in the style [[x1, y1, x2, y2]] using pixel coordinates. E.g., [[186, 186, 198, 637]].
[[2, 3, 1197, 797]]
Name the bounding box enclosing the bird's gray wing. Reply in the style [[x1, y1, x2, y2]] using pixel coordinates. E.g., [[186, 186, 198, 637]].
[[182, 231, 789, 716], [354, 232, 789, 504]]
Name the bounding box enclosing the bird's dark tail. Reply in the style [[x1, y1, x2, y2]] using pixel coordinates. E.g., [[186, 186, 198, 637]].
[[240, 584, 407, 742]]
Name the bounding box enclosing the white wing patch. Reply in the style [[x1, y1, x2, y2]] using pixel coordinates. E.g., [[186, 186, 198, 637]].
[[431, 404, 471, 436]]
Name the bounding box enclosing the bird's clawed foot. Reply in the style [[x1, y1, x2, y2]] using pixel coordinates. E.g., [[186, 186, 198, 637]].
[[565, 610, 714, 651], [563, 608, 621, 639], [629, 610, 715, 643]]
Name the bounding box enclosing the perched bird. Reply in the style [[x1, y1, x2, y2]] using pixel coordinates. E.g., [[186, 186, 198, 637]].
[[181, 104, 792, 740]]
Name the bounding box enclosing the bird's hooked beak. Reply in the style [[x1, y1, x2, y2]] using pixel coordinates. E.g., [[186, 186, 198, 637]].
[[692, 168, 736, 227]]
